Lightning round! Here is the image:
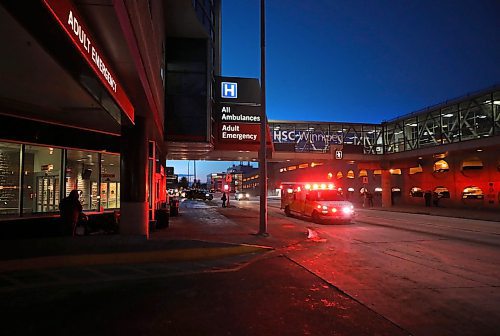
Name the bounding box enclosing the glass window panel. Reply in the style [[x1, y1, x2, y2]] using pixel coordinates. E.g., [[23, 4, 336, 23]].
[[23, 145, 62, 214], [441, 105, 460, 144], [493, 90, 500, 135], [475, 94, 493, 137], [362, 125, 382, 154], [404, 117, 418, 150], [101, 153, 120, 209], [343, 125, 362, 146], [459, 99, 478, 141], [418, 110, 442, 148], [0, 142, 21, 216], [66, 150, 99, 211]]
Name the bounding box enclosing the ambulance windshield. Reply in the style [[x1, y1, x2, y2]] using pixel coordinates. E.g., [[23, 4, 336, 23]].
[[310, 190, 344, 201]]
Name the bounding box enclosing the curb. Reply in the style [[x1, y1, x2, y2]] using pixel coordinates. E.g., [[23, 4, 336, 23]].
[[357, 207, 500, 223]]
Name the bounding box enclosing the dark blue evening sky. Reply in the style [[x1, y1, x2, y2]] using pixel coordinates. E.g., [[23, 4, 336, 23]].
[[222, 0, 500, 123], [168, 0, 499, 181]]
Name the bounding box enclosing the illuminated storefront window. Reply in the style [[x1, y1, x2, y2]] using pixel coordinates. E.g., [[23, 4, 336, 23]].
[[336, 171, 343, 179], [101, 154, 120, 209], [66, 150, 99, 211], [358, 169, 368, 177], [23, 145, 62, 214], [389, 168, 402, 175], [0, 142, 21, 215], [0, 142, 122, 218], [347, 170, 355, 179], [373, 170, 381, 175]]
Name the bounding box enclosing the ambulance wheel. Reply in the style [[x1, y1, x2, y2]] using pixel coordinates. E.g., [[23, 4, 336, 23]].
[[284, 206, 291, 217], [312, 211, 321, 223]]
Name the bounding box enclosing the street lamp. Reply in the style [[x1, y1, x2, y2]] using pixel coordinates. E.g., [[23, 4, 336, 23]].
[[258, 0, 268, 236]]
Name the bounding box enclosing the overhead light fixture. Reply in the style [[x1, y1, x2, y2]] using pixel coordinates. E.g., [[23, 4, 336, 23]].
[[476, 149, 483, 152]]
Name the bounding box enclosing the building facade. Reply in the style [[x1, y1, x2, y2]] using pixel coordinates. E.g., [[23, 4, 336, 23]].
[[0, 0, 221, 237], [270, 86, 500, 210]]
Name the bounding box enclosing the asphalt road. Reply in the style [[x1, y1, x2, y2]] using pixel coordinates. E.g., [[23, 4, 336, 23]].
[[232, 197, 500, 336], [2, 198, 499, 335]]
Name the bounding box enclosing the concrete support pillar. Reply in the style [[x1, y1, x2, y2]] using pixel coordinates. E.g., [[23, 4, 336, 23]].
[[120, 116, 149, 238], [381, 169, 392, 208]]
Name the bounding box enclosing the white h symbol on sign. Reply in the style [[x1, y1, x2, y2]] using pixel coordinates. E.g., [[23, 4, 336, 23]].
[[221, 82, 237, 98]]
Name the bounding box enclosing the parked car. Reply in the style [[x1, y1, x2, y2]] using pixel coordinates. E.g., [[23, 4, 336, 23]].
[[235, 192, 250, 201], [203, 191, 214, 200], [186, 189, 213, 201]]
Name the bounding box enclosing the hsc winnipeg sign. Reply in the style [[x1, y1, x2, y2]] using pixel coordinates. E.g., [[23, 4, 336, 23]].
[[214, 77, 261, 145]]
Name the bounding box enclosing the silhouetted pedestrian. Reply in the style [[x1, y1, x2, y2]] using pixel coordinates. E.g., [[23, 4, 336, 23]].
[[366, 191, 373, 207], [59, 190, 83, 236], [432, 192, 440, 207], [221, 192, 227, 208], [424, 191, 432, 207]]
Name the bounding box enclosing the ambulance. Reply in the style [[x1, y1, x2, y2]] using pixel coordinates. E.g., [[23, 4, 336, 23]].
[[280, 182, 355, 223]]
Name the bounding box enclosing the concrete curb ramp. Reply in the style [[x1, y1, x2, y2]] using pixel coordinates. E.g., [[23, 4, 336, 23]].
[[0, 245, 272, 273]]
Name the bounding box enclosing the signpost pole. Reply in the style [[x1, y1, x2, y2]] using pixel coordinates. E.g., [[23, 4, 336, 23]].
[[258, 0, 268, 236]]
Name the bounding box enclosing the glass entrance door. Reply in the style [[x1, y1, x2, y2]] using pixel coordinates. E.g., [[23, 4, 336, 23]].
[[36, 175, 59, 213]]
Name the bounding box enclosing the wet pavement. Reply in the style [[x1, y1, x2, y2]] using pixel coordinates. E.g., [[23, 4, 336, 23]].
[[0, 198, 498, 335]]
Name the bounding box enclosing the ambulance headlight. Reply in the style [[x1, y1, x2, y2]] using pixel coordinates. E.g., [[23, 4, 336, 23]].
[[342, 207, 352, 214]]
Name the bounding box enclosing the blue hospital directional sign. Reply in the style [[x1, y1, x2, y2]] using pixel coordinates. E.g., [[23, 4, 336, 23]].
[[221, 82, 237, 98], [215, 76, 260, 104]]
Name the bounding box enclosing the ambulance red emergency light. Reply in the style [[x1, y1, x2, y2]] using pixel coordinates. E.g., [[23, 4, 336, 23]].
[[280, 182, 355, 223]]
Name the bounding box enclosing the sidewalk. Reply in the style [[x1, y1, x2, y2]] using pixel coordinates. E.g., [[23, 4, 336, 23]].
[[0, 223, 274, 275], [0, 201, 497, 274], [364, 204, 500, 222]]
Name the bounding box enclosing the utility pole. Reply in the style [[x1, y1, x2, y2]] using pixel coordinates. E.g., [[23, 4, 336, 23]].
[[258, 0, 268, 236]]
